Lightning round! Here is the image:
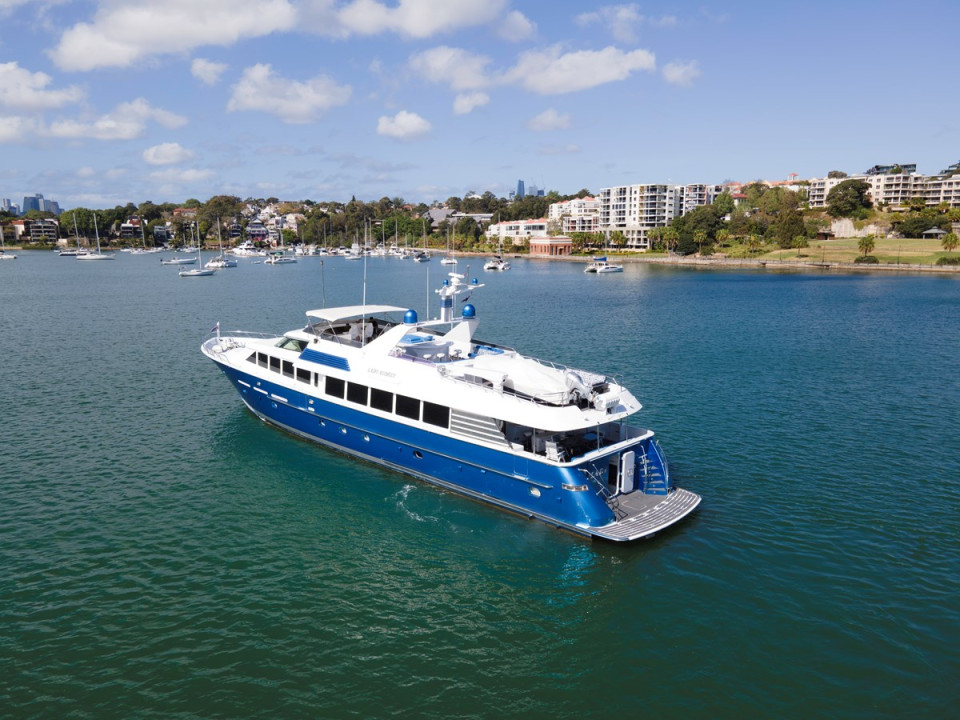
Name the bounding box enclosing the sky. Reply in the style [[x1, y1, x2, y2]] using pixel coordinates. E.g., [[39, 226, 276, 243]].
[[1, 0, 959, 210]]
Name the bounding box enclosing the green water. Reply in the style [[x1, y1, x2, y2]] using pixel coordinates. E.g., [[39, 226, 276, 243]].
[[1, 253, 957, 718]]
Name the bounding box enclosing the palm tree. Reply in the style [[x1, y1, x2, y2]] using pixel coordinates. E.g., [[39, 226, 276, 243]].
[[942, 232, 959, 255], [694, 230, 707, 255], [858, 234, 876, 257], [715, 229, 730, 249]]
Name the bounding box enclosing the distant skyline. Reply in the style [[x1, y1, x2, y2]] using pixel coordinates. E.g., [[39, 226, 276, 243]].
[[1, 1, 958, 210]]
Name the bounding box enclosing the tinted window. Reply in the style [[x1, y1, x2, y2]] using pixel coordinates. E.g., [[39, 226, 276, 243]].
[[282, 360, 294, 378], [257, 352, 268, 368], [269, 356, 280, 372], [370, 388, 393, 412], [325, 376, 345, 398], [423, 401, 450, 428], [296, 367, 311, 384], [346, 382, 368, 405], [395, 394, 420, 420]]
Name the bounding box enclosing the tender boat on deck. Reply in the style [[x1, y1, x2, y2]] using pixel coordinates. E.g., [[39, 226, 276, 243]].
[[202, 273, 700, 541]]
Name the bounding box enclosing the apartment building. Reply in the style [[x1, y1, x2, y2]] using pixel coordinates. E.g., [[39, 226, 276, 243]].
[[681, 184, 725, 215], [809, 172, 930, 210], [598, 184, 683, 250], [485, 218, 548, 245], [547, 196, 600, 234]]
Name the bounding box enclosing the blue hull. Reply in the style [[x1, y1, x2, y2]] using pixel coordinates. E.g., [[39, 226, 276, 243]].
[[211, 362, 663, 535]]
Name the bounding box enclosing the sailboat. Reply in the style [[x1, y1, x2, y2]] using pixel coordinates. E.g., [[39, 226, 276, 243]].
[[441, 227, 457, 265], [205, 219, 237, 268], [179, 223, 215, 276], [483, 235, 510, 271], [60, 215, 89, 256], [0, 224, 16, 260], [77, 213, 114, 260]]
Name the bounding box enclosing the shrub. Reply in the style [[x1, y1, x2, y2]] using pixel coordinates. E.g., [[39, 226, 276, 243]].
[[854, 255, 879, 264], [935, 256, 960, 266]]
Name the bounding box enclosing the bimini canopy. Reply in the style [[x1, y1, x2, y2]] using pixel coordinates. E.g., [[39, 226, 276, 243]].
[[305, 305, 408, 323]]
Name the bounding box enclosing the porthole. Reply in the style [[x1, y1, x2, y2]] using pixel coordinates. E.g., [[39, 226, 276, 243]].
[[413, 451, 423, 459], [363, 434, 370, 442], [340, 427, 347, 434], [530, 487, 541, 498]]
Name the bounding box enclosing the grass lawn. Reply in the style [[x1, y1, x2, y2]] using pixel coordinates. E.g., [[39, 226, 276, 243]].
[[751, 237, 957, 265]]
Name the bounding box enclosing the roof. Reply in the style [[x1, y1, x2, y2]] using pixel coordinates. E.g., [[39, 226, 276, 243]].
[[305, 305, 408, 322]]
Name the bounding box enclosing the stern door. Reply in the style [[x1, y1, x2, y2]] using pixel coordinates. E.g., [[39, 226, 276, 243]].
[[620, 451, 635, 493]]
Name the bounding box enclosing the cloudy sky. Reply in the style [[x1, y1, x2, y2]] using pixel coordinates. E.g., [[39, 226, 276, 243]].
[[1, 0, 958, 209]]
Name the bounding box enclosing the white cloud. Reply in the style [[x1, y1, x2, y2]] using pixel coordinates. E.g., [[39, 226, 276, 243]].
[[149, 167, 214, 183], [575, 6, 675, 42], [76, 166, 96, 178], [453, 92, 489, 115], [143, 142, 194, 165], [527, 108, 569, 132], [498, 10, 535, 41], [376, 110, 430, 139], [409, 46, 492, 91], [49, 0, 298, 71], [538, 143, 580, 156], [227, 63, 351, 123], [47, 98, 187, 140], [191, 58, 228, 85], [0, 114, 40, 143], [662, 60, 701, 86], [575, 4, 643, 43], [315, 0, 507, 39], [0, 61, 84, 110], [506, 45, 655, 95]]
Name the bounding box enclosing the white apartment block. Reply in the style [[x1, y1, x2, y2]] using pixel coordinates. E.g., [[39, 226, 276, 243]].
[[485, 218, 548, 245], [598, 184, 683, 250], [925, 174, 960, 207], [808, 171, 960, 210], [547, 196, 600, 234], [682, 184, 725, 215]]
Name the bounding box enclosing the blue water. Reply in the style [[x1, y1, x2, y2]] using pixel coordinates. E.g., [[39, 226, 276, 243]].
[[1, 253, 957, 718]]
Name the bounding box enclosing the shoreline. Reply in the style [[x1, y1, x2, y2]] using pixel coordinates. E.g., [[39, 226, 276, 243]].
[[12, 246, 960, 274]]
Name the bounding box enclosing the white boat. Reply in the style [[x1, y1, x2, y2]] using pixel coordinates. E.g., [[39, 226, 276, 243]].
[[584, 256, 623, 273], [413, 251, 431, 262], [440, 228, 457, 264], [179, 225, 216, 277], [202, 271, 700, 541], [0, 225, 15, 260], [264, 251, 297, 265], [161, 256, 197, 265], [229, 240, 266, 257], [76, 213, 114, 260], [205, 254, 237, 269], [484, 239, 510, 270], [205, 221, 237, 268]]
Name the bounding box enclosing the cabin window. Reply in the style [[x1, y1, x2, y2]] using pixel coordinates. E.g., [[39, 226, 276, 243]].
[[314, 373, 322, 387], [395, 394, 420, 420], [370, 388, 393, 413], [422, 402, 450, 429], [296, 367, 311, 384], [247, 352, 257, 364], [346, 382, 368, 405], [282, 360, 294, 378], [269, 356, 281, 373], [325, 376, 345, 398], [257, 352, 268, 368]]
